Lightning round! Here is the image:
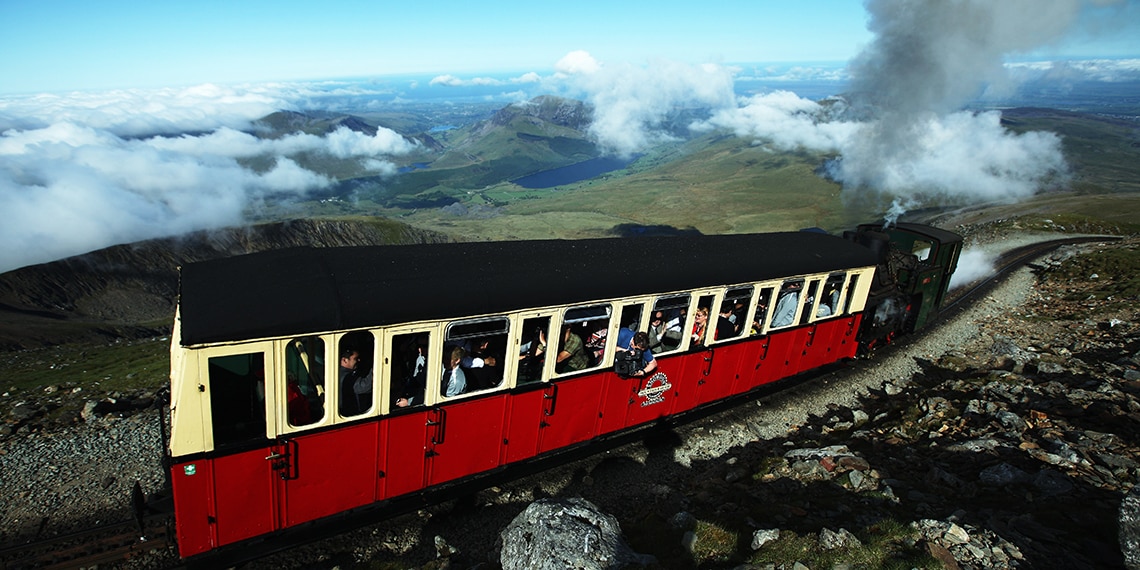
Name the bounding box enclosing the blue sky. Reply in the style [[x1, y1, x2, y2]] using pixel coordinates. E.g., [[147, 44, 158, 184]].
[[2, 0, 1136, 95]]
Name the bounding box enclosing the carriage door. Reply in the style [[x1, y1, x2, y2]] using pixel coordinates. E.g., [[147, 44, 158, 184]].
[[200, 344, 281, 548], [377, 326, 437, 500], [425, 317, 511, 486], [707, 286, 754, 399], [277, 333, 381, 528]]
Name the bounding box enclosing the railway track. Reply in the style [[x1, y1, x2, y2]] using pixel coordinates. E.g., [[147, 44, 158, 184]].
[[0, 513, 172, 569], [941, 234, 1121, 314], [0, 234, 1121, 570]]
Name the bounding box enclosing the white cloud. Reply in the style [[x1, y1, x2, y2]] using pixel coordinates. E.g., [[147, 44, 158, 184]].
[[555, 52, 738, 157], [0, 84, 418, 274], [702, 91, 856, 152], [1006, 57, 1140, 82], [428, 72, 546, 87], [554, 50, 602, 75]]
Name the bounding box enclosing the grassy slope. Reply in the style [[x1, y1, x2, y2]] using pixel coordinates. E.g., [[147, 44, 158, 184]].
[[405, 135, 873, 240]]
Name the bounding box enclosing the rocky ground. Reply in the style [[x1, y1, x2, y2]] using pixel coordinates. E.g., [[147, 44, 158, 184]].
[[1, 232, 1137, 569]]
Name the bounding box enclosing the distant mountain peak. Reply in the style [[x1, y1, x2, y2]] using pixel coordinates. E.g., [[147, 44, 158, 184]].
[[492, 95, 591, 130]]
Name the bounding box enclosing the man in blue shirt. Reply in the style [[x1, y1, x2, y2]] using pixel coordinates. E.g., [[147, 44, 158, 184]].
[[617, 328, 657, 377]]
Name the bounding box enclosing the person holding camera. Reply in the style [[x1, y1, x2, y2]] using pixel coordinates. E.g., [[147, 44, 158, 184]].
[[616, 329, 657, 377]]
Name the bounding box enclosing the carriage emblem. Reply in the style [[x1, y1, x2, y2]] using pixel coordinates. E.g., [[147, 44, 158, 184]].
[[637, 372, 671, 407]]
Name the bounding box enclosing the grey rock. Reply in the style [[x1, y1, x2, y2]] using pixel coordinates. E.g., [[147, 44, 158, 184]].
[[1032, 469, 1075, 496], [751, 528, 780, 550], [979, 462, 1030, 486], [498, 498, 655, 570], [818, 527, 861, 550]]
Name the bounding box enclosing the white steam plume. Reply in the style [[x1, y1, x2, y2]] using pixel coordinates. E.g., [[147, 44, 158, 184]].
[[830, 0, 1085, 217], [572, 1, 1114, 223], [949, 248, 997, 290]]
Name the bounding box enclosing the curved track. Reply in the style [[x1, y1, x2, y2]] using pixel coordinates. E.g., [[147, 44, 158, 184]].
[[0, 235, 1121, 569]]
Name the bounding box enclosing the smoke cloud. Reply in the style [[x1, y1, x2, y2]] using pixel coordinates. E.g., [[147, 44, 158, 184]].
[[832, 0, 1084, 218], [949, 248, 998, 290], [565, 1, 1115, 222], [0, 87, 416, 274]]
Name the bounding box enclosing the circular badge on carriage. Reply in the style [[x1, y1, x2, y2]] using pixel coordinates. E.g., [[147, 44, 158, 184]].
[[637, 372, 671, 407]]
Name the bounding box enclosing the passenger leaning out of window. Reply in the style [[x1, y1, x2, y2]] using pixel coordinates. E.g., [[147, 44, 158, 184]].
[[617, 329, 657, 377]]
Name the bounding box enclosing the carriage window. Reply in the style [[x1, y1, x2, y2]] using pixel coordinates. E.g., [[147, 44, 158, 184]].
[[692, 295, 715, 348], [714, 286, 752, 341], [751, 287, 774, 334], [844, 274, 861, 314], [285, 337, 325, 427], [618, 303, 645, 351], [338, 331, 375, 418], [390, 332, 430, 411], [209, 352, 267, 448], [557, 304, 611, 374], [516, 316, 551, 385], [815, 273, 847, 318], [799, 281, 820, 325], [649, 294, 689, 354], [443, 317, 509, 398], [771, 280, 804, 329]]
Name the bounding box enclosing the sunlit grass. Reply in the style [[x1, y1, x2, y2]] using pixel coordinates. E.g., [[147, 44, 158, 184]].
[[1, 336, 170, 394], [749, 521, 940, 570]]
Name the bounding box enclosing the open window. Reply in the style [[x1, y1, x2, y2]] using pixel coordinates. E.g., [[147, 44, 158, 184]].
[[751, 286, 775, 335], [912, 240, 933, 262], [770, 279, 805, 329], [713, 286, 752, 342], [814, 273, 847, 319], [648, 294, 689, 355], [208, 352, 267, 449], [284, 336, 325, 428], [843, 273, 862, 315], [443, 317, 509, 398], [515, 316, 551, 385], [556, 304, 611, 374], [389, 331, 430, 411], [337, 331, 375, 418], [691, 294, 715, 348]]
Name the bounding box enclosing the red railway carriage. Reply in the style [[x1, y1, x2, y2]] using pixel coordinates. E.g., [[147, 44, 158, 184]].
[[167, 230, 882, 558]]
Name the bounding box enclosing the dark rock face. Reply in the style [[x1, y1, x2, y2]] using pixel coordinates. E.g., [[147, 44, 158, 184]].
[[498, 498, 655, 570]]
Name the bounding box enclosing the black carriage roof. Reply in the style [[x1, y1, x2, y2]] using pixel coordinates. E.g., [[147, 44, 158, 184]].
[[177, 231, 881, 346]]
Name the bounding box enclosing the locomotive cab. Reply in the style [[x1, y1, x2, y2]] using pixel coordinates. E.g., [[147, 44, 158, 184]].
[[854, 222, 962, 333]]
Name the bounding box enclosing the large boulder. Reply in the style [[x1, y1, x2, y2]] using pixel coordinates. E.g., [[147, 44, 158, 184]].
[[498, 497, 655, 570]]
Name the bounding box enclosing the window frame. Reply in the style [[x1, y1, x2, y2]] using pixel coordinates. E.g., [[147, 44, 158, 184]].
[[440, 316, 513, 401], [710, 284, 754, 344], [553, 303, 613, 376], [334, 329, 379, 421]]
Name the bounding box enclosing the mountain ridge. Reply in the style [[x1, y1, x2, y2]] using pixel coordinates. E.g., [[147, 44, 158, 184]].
[[0, 218, 451, 350]]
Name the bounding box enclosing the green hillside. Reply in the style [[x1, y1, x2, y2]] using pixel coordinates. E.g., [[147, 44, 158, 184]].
[[256, 102, 1140, 242]]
